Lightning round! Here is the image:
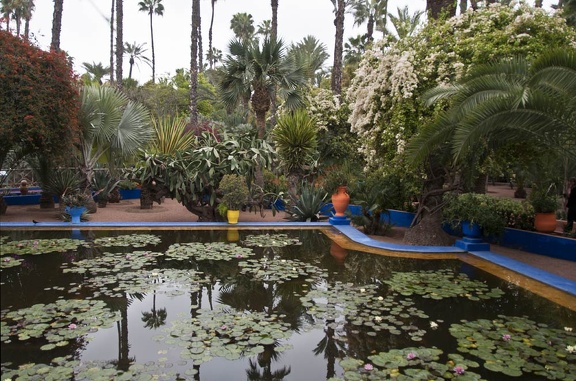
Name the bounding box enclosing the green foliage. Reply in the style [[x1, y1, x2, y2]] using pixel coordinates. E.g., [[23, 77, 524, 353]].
[[0, 30, 80, 170], [46, 169, 82, 198], [347, 4, 576, 172], [126, 131, 275, 220], [528, 184, 559, 213], [219, 174, 249, 210], [60, 191, 92, 208], [272, 109, 318, 174], [442, 193, 508, 237], [285, 182, 328, 222]]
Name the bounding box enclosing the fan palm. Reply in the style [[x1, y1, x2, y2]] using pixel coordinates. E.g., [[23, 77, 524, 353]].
[[82, 61, 110, 85], [349, 0, 388, 42], [408, 48, 576, 165], [219, 37, 306, 139], [78, 85, 153, 191], [230, 12, 255, 43]]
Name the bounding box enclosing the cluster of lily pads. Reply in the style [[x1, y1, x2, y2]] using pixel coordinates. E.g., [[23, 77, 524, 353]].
[[333, 347, 484, 381], [383, 269, 505, 300], [243, 233, 302, 247], [238, 257, 327, 283], [89, 233, 162, 248], [450, 316, 576, 379], [1, 237, 85, 269], [165, 241, 256, 262], [0, 299, 120, 350], [300, 281, 429, 341], [153, 307, 293, 366]]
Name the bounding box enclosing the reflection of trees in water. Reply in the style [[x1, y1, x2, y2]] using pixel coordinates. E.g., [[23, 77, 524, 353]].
[[141, 291, 167, 329], [313, 319, 346, 379], [246, 354, 291, 381], [105, 293, 144, 371]]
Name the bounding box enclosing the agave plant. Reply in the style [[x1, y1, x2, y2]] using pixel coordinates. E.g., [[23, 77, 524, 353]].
[[285, 182, 328, 222]]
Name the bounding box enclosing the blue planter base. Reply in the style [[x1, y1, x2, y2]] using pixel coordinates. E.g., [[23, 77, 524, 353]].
[[329, 216, 350, 226], [455, 237, 490, 251], [65, 206, 86, 224]]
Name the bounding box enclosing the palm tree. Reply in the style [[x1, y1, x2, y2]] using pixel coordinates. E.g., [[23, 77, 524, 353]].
[[77, 85, 153, 193], [271, 0, 278, 40], [115, 0, 123, 87], [206, 46, 222, 68], [230, 12, 254, 43], [257, 19, 272, 39], [50, 0, 63, 51], [82, 61, 111, 85], [288, 36, 329, 83], [349, 0, 388, 43], [408, 48, 576, 166], [1, 0, 13, 32], [109, 0, 115, 83], [190, 0, 200, 125], [219, 37, 307, 139], [138, 0, 164, 83], [385, 6, 424, 41], [331, 0, 347, 95], [208, 0, 217, 69], [124, 41, 151, 80]]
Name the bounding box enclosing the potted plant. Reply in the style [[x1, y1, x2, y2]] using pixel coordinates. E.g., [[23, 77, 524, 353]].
[[218, 174, 250, 224], [321, 166, 353, 217], [442, 192, 507, 238], [529, 184, 559, 233], [60, 191, 92, 223]]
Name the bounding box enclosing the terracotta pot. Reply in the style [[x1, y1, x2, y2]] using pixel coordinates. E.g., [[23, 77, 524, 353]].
[[331, 186, 350, 217], [329, 241, 348, 264], [227, 210, 240, 224], [534, 212, 556, 233]]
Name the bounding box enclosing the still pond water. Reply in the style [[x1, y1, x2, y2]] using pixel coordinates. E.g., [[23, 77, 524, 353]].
[[1, 229, 574, 381]]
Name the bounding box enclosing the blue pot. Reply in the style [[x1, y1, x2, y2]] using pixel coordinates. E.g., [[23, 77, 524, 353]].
[[65, 206, 86, 224], [462, 220, 482, 238]]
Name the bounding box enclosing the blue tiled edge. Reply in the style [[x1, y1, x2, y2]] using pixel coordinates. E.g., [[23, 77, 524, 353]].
[[1, 221, 574, 297]]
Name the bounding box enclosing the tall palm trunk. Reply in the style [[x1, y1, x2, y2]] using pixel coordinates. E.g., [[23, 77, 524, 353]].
[[110, 0, 115, 83], [115, 0, 123, 88], [271, 0, 278, 41], [149, 9, 156, 82], [50, 0, 64, 51], [208, 0, 216, 69], [426, 0, 456, 20], [190, 0, 200, 125], [331, 0, 345, 95]]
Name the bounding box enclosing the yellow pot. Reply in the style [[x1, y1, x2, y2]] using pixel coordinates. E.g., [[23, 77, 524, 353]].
[[227, 209, 240, 224]]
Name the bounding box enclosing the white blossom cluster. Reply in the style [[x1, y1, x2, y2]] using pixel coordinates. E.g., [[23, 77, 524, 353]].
[[346, 4, 576, 171]]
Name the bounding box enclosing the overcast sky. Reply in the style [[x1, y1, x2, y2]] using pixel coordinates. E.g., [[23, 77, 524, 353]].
[[28, 0, 554, 83]]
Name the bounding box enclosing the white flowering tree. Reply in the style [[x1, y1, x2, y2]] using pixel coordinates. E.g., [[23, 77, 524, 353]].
[[346, 3, 576, 244]]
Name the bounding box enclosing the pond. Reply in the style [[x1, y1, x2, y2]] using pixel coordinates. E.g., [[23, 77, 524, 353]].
[[1, 229, 575, 381]]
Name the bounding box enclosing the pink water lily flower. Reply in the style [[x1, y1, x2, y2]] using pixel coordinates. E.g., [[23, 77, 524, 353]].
[[502, 334, 511, 341], [363, 363, 373, 371], [68, 323, 77, 330], [406, 352, 417, 360], [453, 366, 465, 375]]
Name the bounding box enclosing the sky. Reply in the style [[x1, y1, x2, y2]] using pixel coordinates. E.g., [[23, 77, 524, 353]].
[[27, 0, 555, 84], [27, 0, 423, 83]]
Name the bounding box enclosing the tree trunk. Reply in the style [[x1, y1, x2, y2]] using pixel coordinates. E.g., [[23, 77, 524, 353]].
[[140, 186, 154, 209], [426, 0, 457, 20], [331, 0, 345, 95], [190, 0, 200, 125], [110, 0, 115, 84], [0, 195, 7, 215], [115, 0, 123, 89], [50, 0, 64, 51]]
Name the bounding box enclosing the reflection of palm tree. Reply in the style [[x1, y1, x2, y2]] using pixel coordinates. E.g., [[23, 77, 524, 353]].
[[246, 358, 291, 381], [313, 319, 346, 379], [141, 290, 167, 329]]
